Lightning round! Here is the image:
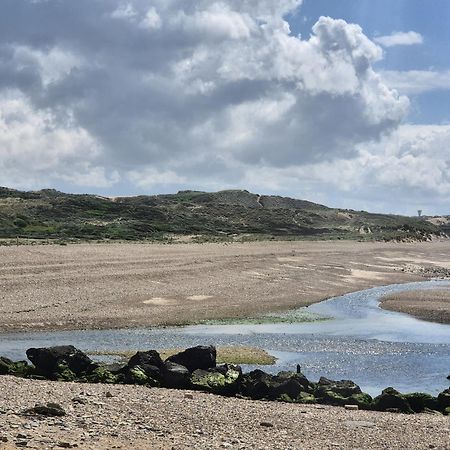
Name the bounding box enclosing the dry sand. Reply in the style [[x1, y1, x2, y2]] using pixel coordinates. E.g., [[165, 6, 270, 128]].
[[1, 240, 450, 332], [0, 376, 449, 450]]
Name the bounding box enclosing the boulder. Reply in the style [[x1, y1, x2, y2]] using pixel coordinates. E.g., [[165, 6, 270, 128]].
[[404, 393, 439, 413], [166, 346, 216, 373], [315, 377, 362, 398], [191, 364, 241, 396], [26, 346, 95, 378], [270, 371, 312, 401], [0, 357, 34, 378], [239, 369, 274, 400], [161, 361, 190, 389], [373, 387, 413, 414], [437, 388, 450, 410], [86, 366, 120, 384], [128, 350, 164, 370]]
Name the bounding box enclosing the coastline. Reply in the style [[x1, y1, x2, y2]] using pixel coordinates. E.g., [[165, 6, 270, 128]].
[[2, 240, 450, 333]]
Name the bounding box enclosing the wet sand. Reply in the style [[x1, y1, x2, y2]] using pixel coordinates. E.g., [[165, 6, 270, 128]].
[[381, 288, 450, 324], [1, 240, 449, 332]]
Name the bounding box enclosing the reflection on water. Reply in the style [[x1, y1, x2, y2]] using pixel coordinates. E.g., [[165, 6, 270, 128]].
[[1, 280, 449, 396]]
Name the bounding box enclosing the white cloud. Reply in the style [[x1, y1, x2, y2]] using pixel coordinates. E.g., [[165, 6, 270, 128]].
[[0, 91, 117, 189], [381, 70, 450, 95], [4, 1, 444, 214], [374, 31, 424, 47]]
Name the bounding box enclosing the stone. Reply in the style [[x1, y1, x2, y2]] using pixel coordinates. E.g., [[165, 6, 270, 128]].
[[373, 387, 414, 414], [161, 361, 190, 389], [344, 404, 359, 410], [404, 392, 439, 413], [24, 403, 66, 417], [260, 422, 274, 428], [239, 369, 274, 400], [26, 346, 95, 379], [316, 377, 362, 398], [190, 365, 241, 396], [128, 350, 163, 370], [437, 389, 450, 410], [84, 366, 119, 384], [166, 346, 216, 373]]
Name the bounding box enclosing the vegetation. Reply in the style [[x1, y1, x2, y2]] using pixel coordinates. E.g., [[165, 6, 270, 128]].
[[0, 186, 446, 243]]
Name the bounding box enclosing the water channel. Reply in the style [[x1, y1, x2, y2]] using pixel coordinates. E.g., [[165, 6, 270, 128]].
[[1, 280, 449, 397]]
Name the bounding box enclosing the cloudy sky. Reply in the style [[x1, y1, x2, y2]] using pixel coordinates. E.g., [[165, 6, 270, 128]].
[[1, 0, 449, 215]]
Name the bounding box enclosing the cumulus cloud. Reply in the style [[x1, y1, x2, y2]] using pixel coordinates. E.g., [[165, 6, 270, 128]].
[[3, 0, 441, 213], [374, 31, 424, 47]]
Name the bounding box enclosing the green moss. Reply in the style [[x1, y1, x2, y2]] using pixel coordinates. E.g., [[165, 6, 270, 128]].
[[88, 366, 119, 384], [127, 366, 149, 385]]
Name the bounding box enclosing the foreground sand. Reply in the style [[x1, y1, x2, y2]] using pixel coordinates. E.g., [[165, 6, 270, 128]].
[[0, 376, 448, 450], [1, 240, 450, 331]]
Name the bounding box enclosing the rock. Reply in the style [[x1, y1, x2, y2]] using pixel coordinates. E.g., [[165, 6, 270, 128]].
[[345, 404, 359, 410], [260, 422, 274, 428], [128, 350, 163, 369], [190, 364, 241, 396], [437, 389, 450, 410], [161, 361, 190, 389], [184, 393, 194, 399], [166, 346, 216, 373], [443, 407, 450, 416], [0, 358, 33, 378], [239, 369, 274, 400], [270, 371, 312, 401], [373, 387, 414, 414], [24, 403, 66, 417], [404, 392, 439, 413], [314, 378, 371, 408], [26, 346, 95, 379], [316, 377, 362, 398], [86, 366, 119, 384]]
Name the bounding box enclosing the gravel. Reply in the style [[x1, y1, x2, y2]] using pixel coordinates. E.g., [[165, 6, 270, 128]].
[[0, 376, 449, 449]]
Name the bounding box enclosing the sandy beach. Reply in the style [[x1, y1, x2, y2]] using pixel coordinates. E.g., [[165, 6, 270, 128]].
[[1, 240, 449, 332]]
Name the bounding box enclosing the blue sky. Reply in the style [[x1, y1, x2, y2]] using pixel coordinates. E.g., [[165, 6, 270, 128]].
[[0, 0, 449, 215]]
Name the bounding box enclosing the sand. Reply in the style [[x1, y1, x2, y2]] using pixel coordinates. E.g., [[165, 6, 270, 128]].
[[381, 288, 450, 324], [1, 240, 450, 332]]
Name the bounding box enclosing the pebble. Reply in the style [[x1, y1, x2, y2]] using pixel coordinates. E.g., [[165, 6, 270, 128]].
[[344, 404, 359, 411], [259, 422, 274, 428]]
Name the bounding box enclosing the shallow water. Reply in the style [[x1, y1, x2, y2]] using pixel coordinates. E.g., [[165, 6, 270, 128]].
[[1, 280, 449, 396]]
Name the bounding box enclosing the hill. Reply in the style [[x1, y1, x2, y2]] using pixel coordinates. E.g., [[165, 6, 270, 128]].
[[0, 187, 446, 243]]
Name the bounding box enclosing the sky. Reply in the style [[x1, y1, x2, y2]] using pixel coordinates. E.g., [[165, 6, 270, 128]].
[[0, 0, 449, 215]]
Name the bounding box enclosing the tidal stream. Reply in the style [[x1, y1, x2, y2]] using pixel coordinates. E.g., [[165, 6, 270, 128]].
[[1, 280, 449, 397]]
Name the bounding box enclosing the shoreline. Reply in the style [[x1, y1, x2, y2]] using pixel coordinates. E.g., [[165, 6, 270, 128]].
[[3, 240, 450, 333]]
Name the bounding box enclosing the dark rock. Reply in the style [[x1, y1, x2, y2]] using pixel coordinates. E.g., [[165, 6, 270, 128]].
[[437, 388, 450, 410], [128, 350, 163, 370], [239, 369, 274, 400], [166, 346, 216, 373], [86, 366, 119, 384], [404, 393, 439, 413], [0, 358, 33, 378], [260, 422, 274, 428], [26, 346, 95, 378], [316, 377, 362, 398], [0, 356, 14, 375], [270, 371, 312, 401], [24, 402, 66, 417], [191, 364, 241, 396], [161, 361, 190, 389], [373, 387, 413, 414]]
